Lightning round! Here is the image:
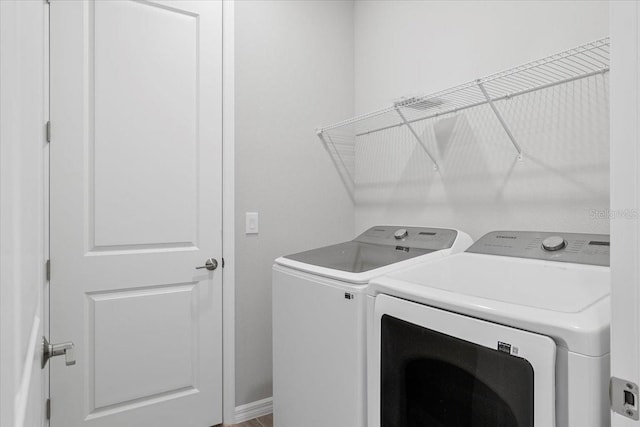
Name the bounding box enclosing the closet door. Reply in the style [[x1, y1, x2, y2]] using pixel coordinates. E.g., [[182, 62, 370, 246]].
[[49, 1, 223, 426]]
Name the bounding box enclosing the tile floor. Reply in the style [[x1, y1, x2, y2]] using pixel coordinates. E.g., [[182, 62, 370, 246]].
[[224, 414, 273, 427]]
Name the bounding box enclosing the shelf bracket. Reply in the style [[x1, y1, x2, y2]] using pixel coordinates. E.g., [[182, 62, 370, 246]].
[[316, 130, 355, 201], [394, 107, 439, 171], [477, 80, 523, 160]]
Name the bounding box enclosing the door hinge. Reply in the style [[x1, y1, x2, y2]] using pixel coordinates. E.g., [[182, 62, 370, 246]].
[[46, 121, 51, 143], [46, 398, 51, 420], [222, 257, 225, 268], [611, 377, 639, 420], [46, 259, 50, 281]]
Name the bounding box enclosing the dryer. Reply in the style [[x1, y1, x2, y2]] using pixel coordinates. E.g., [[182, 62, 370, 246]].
[[272, 225, 473, 427], [367, 230, 611, 427]]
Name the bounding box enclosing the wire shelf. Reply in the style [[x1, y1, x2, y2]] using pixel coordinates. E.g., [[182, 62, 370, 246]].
[[317, 37, 610, 191]]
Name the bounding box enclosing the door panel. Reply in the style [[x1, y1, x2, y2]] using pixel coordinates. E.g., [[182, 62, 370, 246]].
[[50, 1, 222, 426], [90, 285, 197, 410], [92, 0, 198, 249]]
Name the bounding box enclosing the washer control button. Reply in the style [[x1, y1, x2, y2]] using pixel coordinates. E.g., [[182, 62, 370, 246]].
[[542, 236, 566, 252], [394, 229, 409, 240]]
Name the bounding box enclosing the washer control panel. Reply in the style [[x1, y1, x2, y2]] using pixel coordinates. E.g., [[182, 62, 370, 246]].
[[355, 226, 458, 251], [466, 231, 610, 266]]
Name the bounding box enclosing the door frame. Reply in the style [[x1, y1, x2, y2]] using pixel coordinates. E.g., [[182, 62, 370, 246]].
[[222, 0, 236, 424], [0, 1, 48, 426], [610, 1, 640, 427]]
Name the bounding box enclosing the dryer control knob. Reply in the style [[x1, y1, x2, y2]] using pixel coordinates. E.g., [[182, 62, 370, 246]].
[[394, 229, 409, 240], [542, 236, 566, 252]]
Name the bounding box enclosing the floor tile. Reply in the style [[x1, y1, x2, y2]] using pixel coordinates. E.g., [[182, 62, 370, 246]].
[[225, 419, 263, 427], [257, 414, 273, 427]]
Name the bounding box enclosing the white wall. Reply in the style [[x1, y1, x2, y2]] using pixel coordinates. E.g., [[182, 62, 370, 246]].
[[234, 0, 355, 406], [353, 1, 610, 239], [0, 1, 47, 426], [232, 0, 610, 409]]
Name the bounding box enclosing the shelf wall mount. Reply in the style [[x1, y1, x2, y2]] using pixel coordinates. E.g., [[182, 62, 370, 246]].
[[476, 80, 523, 160], [393, 104, 439, 171]]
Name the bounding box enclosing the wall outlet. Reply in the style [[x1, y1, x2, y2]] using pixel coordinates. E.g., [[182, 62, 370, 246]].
[[246, 212, 259, 234]]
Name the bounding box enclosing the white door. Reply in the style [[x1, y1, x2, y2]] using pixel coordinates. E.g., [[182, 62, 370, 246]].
[[611, 2, 640, 426], [49, 1, 223, 426]]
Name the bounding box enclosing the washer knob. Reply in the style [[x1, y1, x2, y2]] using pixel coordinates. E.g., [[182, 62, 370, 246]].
[[542, 236, 566, 252], [394, 229, 409, 240]]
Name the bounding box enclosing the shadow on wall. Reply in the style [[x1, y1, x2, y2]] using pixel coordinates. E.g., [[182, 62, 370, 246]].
[[332, 73, 610, 234]]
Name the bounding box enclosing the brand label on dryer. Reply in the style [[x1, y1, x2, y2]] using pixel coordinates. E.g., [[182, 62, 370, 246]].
[[497, 341, 519, 356], [497, 341, 511, 353]]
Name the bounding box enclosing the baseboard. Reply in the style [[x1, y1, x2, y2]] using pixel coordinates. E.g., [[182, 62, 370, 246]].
[[233, 396, 273, 424]]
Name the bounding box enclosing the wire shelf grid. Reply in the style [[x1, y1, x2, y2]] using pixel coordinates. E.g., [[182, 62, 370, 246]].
[[319, 37, 609, 137], [317, 38, 610, 192]]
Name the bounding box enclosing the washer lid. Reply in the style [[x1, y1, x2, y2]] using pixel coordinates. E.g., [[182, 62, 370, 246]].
[[282, 241, 433, 274], [280, 226, 458, 274], [274, 226, 470, 284]]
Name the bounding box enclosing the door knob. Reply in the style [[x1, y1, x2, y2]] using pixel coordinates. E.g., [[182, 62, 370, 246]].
[[42, 336, 75, 369], [195, 258, 218, 271]]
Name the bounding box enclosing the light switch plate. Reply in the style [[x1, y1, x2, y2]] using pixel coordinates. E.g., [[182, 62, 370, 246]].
[[246, 212, 259, 234]]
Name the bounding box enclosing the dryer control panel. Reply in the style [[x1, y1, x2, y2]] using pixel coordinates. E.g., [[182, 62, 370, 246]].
[[466, 231, 610, 266], [355, 226, 458, 251]]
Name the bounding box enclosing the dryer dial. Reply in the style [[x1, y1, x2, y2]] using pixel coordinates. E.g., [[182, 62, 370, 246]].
[[542, 236, 566, 252]]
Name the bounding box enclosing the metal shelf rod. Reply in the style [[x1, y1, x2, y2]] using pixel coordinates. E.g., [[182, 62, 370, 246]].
[[320, 38, 609, 136], [479, 40, 608, 84], [352, 67, 608, 138], [316, 130, 355, 200]]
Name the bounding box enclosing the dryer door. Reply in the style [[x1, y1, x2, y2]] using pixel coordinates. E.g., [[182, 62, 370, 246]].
[[369, 294, 556, 427]]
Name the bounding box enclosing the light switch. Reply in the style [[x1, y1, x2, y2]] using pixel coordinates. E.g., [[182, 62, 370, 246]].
[[246, 212, 259, 234]]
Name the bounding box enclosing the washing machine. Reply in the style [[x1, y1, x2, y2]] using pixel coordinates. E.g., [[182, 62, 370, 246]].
[[367, 230, 611, 427], [272, 225, 473, 427]]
